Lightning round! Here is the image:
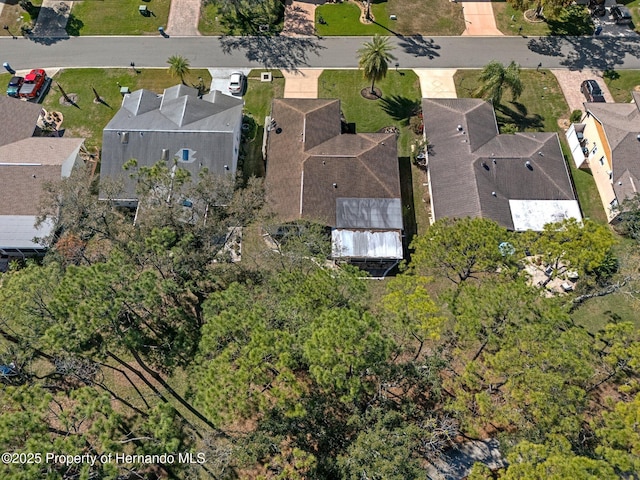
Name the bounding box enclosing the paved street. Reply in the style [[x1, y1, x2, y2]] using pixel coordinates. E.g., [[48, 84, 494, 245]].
[[2, 35, 640, 71]]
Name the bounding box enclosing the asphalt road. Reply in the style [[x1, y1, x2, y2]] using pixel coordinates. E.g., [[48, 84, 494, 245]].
[[2, 35, 640, 71]]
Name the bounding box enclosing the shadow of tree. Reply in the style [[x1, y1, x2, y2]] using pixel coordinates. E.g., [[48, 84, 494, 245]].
[[379, 95, 421, 125], [397, 35, 441, 59], [527, 36, 640, 71], [65, 14, 84, 36], [284, 5, 316, 35], [496, 104, 543, 130], [219, 35, 325, 70]]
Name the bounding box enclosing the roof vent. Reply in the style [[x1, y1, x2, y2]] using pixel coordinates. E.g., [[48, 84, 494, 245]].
[[538, 151, 544, 156], [121, 132, 129, 144], [482, 161, 489, 171], [491, 191, 496, 197], [525, 161, 533, 170], [637, 134, 640, 141], [333, 183, 338, 188], [492, 158, 497, 164], [224, 165, 229, 170], [161, 149, 169, 161], [457, 124, 463, 132], [619, 181, 623, 185]]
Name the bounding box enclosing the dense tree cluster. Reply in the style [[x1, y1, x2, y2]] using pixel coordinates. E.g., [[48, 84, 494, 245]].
[[0, 164, 638, 479]]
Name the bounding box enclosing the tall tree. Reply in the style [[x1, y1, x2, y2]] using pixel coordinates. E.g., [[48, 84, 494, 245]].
[[357, 34, 397, 95], [475, 60, 523, 106], [167, 55, 191, 84]]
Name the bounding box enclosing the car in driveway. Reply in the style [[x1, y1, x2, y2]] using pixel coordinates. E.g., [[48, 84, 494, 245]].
[[581, 79, 605, 103], [6, 76, 23, 98], [228, 72, 245, 95], [19, 69, 47, 100], [611, 4, 633, 24]]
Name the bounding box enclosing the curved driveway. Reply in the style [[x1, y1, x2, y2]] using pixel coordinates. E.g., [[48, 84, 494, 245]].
[[3, 35, 640, 71]]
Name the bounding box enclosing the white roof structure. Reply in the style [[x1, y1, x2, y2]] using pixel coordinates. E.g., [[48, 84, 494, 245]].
[[331, 229, 403, 260], [509, 200, 582, 232], [0, 216, 54, 252]]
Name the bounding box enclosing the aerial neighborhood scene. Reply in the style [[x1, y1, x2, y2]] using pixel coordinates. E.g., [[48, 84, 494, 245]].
[[2, 0, 640, 478]]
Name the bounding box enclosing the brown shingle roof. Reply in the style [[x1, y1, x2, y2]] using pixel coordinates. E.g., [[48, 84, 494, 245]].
[[0, 137, 84, 215], [265, 99, 401, 226], [0, 96, 42, 148]]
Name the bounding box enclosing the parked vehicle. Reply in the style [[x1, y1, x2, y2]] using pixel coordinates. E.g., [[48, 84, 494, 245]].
[[580, 79, 605, 103], [228, 72, 245, 95], [611, 4, 632, 24], [19, 69, 47, 99], [6, 76, 24, 98]]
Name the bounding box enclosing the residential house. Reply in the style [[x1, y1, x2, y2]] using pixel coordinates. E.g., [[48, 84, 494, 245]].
[[423, 98, 582, 231], [0, 96, 85, 262], [566, 92, 640, 221], [100, 84, 244, 205], [264, 98, 404, 269]]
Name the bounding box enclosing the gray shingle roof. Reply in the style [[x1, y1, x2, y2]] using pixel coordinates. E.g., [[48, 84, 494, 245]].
[[0, 96, 42, 148], [100, 86, 243, 201], [423, 98, 579, 230]]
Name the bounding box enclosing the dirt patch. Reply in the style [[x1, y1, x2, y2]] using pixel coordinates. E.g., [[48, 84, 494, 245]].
[[558, 118, 570, 129], [361, 86, 382, 99]]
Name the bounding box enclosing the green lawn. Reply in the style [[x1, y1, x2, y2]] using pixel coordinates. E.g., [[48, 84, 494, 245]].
[[316, 0, 463, 36], [493, 2, 592, 36], [602, 69, 640, 103], [241, 70, 285, 179], [319, 69, 422, 157], [316, 2, 392, 36], [199, 2, 225, 35], [454, 69, 568, 133], [41, 68, 211, 151], [566, 148, 609, 224], [68, 0, 170, 35]]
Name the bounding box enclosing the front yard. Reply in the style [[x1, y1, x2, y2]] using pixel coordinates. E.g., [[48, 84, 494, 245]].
[[603, 69, 640, 103], [68, 0, 170, 35], [316, 0, 464, 36], [493, 3, 593, 36]]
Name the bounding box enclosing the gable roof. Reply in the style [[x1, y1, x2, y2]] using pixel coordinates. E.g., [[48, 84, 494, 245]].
[[423, 98, 580, 230], [101, 86, 244, 201], [585, 92, 640, 201], [0, 96, 42, 147], [265, 99, 401, 227]]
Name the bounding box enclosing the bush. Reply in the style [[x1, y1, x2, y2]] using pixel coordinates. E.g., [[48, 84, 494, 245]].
[[570, 109, 583, 123]]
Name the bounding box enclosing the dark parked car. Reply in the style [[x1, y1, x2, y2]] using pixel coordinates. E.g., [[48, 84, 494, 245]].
[[581, 79, 605, 103], [611, 4, 633, 24], [6, 76, 23, 98]]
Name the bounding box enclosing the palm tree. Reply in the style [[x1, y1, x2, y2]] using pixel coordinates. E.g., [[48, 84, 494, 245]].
[[475, 61, 523, 106], [357, 35, 397, 96], [167, 55, 191, 85]]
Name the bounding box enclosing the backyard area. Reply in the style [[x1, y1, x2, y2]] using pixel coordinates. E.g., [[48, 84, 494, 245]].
[[0, 0, 42, 37], [316, 0, 464, 36], [68, 0, 170, 35], [39, 68, 211, 150]]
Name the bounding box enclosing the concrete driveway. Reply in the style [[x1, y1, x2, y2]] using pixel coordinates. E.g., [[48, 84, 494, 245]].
[[551, 69, 615, 115], [282, 69, 322, 98], [282, 0, 319, 36], [208, 68, 252, 97], [461, 1, 503, 36], [414, 69, 458, 98]]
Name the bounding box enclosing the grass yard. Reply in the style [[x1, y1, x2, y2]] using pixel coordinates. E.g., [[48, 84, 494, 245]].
[[199, 2, 225, 35], [454, 69, 568, 133], [493, 3, 592, 36], [315, 2, 392, 36], [316, 0, 464, 36], [602, 69, 640, 103], [241, 70, 285, 179], [318, 69, 422, 157], [0, 0, 42, 37], [565, 148, 609, 224], [68, 0, 170, 35], [41, 68, 211, 151]]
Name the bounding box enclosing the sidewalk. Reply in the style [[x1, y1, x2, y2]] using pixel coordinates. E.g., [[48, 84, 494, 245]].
[[167, 0, 201, 36], [461, 1, 502, 36]]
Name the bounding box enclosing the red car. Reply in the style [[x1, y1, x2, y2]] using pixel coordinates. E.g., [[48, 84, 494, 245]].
[[19, 69, 47, 99]]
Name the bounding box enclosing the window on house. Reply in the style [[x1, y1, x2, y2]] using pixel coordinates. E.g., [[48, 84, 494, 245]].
[[182, 149, 189, 161], [599, 156, 605, 166], [591, 145, 598, 155]]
